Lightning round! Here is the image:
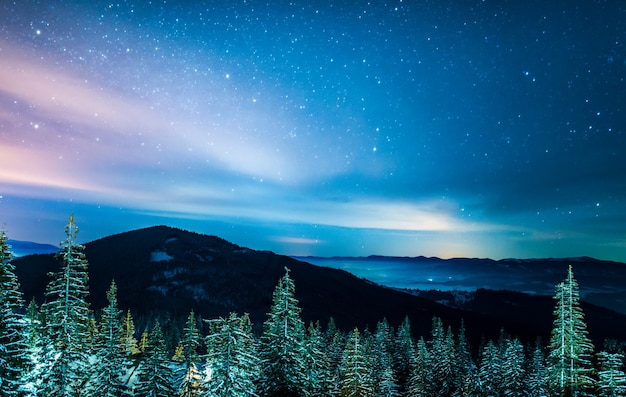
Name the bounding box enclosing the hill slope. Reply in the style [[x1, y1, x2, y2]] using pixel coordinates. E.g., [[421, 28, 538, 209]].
[[12, 226, 626, 344]]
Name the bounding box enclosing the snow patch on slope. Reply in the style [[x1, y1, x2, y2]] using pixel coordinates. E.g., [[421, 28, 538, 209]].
[[151, 250, 173, 262]]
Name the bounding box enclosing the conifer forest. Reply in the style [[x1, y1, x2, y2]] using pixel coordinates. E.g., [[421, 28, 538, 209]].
[[2, 216, 626, 397]]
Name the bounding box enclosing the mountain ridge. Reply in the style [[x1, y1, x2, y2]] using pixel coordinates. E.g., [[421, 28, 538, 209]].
[[7, 239, 57, 257], [296, 254, 626, 314], [11, 225, 626, 345]]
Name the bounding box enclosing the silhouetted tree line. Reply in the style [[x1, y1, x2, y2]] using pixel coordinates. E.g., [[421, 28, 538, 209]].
[[1, 215, 626, 396]]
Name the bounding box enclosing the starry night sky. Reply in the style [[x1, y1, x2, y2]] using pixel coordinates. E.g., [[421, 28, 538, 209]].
[[1, 1, 625, 261]]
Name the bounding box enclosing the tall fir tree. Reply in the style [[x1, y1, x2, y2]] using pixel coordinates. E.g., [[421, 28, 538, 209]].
[[339, 327, 374, 397], [502, 337, 526, 397], [408, 337, 433, 397], [429, 318, 456, 397], [303, 321, 334, 397], [22, 298, 42, 395], [134, 320, 176, 397], [547, 265, 595, 397], [259, 267, 308, 397], [393, 316, 415, 394], [324, 317, 346, 396], [525, 339, 549, 397], [453, 320, 477, 397], [175, 310, 203, 397], [90, 281, 129, 396], [121, 309, 139, 355], [479, 340, 503, 397], [205, 312, 260, 397], [373, 319, 399, 397], [596, 351, 626, 397], [0, 230, 30, 397], [39, 214, 93, 396]]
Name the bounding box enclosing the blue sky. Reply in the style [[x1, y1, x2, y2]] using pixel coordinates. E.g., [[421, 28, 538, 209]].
[[1, 0, 625, 261]]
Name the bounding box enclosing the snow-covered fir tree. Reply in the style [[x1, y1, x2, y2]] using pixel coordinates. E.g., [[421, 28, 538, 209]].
[[90, 281, 129, 396], [502, 337, 526, 397], [0, 230, 30, 397], [22, 298, 43, 395], [547, 265, 596, 397], [525, 340, 549, 397], [339, 327, 374, 397], [408, 336, 433, 397], [453, 320, 477, 397], [429, 317, 456, 397], [175, 310, 203, 397], [303, 321, 334, 396], [373, 319, 399, 397], [392, 316, 415, 395], [121, 310, 140, 356], [596, 351, 626, 397], [39, 215, 93, 396], [205, 312, 260, 397], [479, 340, 502, 397], [259, 267, 308, 397], [134, 320, 176, 397], [322, 317, 345, 396]]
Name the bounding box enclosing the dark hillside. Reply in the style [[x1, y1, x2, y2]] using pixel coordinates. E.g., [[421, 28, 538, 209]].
[[12, 226, 626, 345]]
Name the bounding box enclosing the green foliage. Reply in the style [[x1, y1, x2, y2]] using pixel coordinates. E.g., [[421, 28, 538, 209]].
[[525, 340, 549, 397], [134, 320, 176, 397], [0, 230, 30, 397], [90, 280, 129, 396], [502, 337, 526, 397], [373, 319, 399, 397], [205, 312, 259, 397], [175, 310, 203, 397], [39, 214, 93, 396], [2, 222, 624, 397], [429, 318, 456, 397], [304, 321, 334, 396], [121, 309, 140, 355], [393, 316, 415, 395], [408, 337, 432, 397], [547, 265, 596, 396], [259, 267, 308, 396], [597, 351, 626, 397], [339, 328, 374, 397], [479, 340, 502, 396]]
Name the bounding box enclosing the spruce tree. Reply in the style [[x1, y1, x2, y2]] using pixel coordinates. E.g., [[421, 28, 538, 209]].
[[429, 318, 456, 397], [547, 265, 595, 396], [22, 298, 42, 395], [90, 281, 129, 396], [408, 337, 433, 397], [339, 327, 374, 397], [502, 337, 526, 397], [259, 267, 308, 397], [393, 316, 415, 394], [0, 230, 30, 397], [39, 214, 93, 396], [175, 310, 203, 397], [134, 320, 176, 397], [324, 317, 345, 396], [479, 340, 502, 397], [303, 321, 334, 396], [596, 351, 626, 397], [205, 312, 260, 397], [453, 320, 477, 397], [525, 340, 548, 397], [373, 319, 399, 397], [121, 309, 139, 355]]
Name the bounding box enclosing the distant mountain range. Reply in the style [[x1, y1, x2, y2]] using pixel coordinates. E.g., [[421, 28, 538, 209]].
[[8, 239, 57, 257], [10, 226, 626, 345], [296, 255, 626, 315]]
